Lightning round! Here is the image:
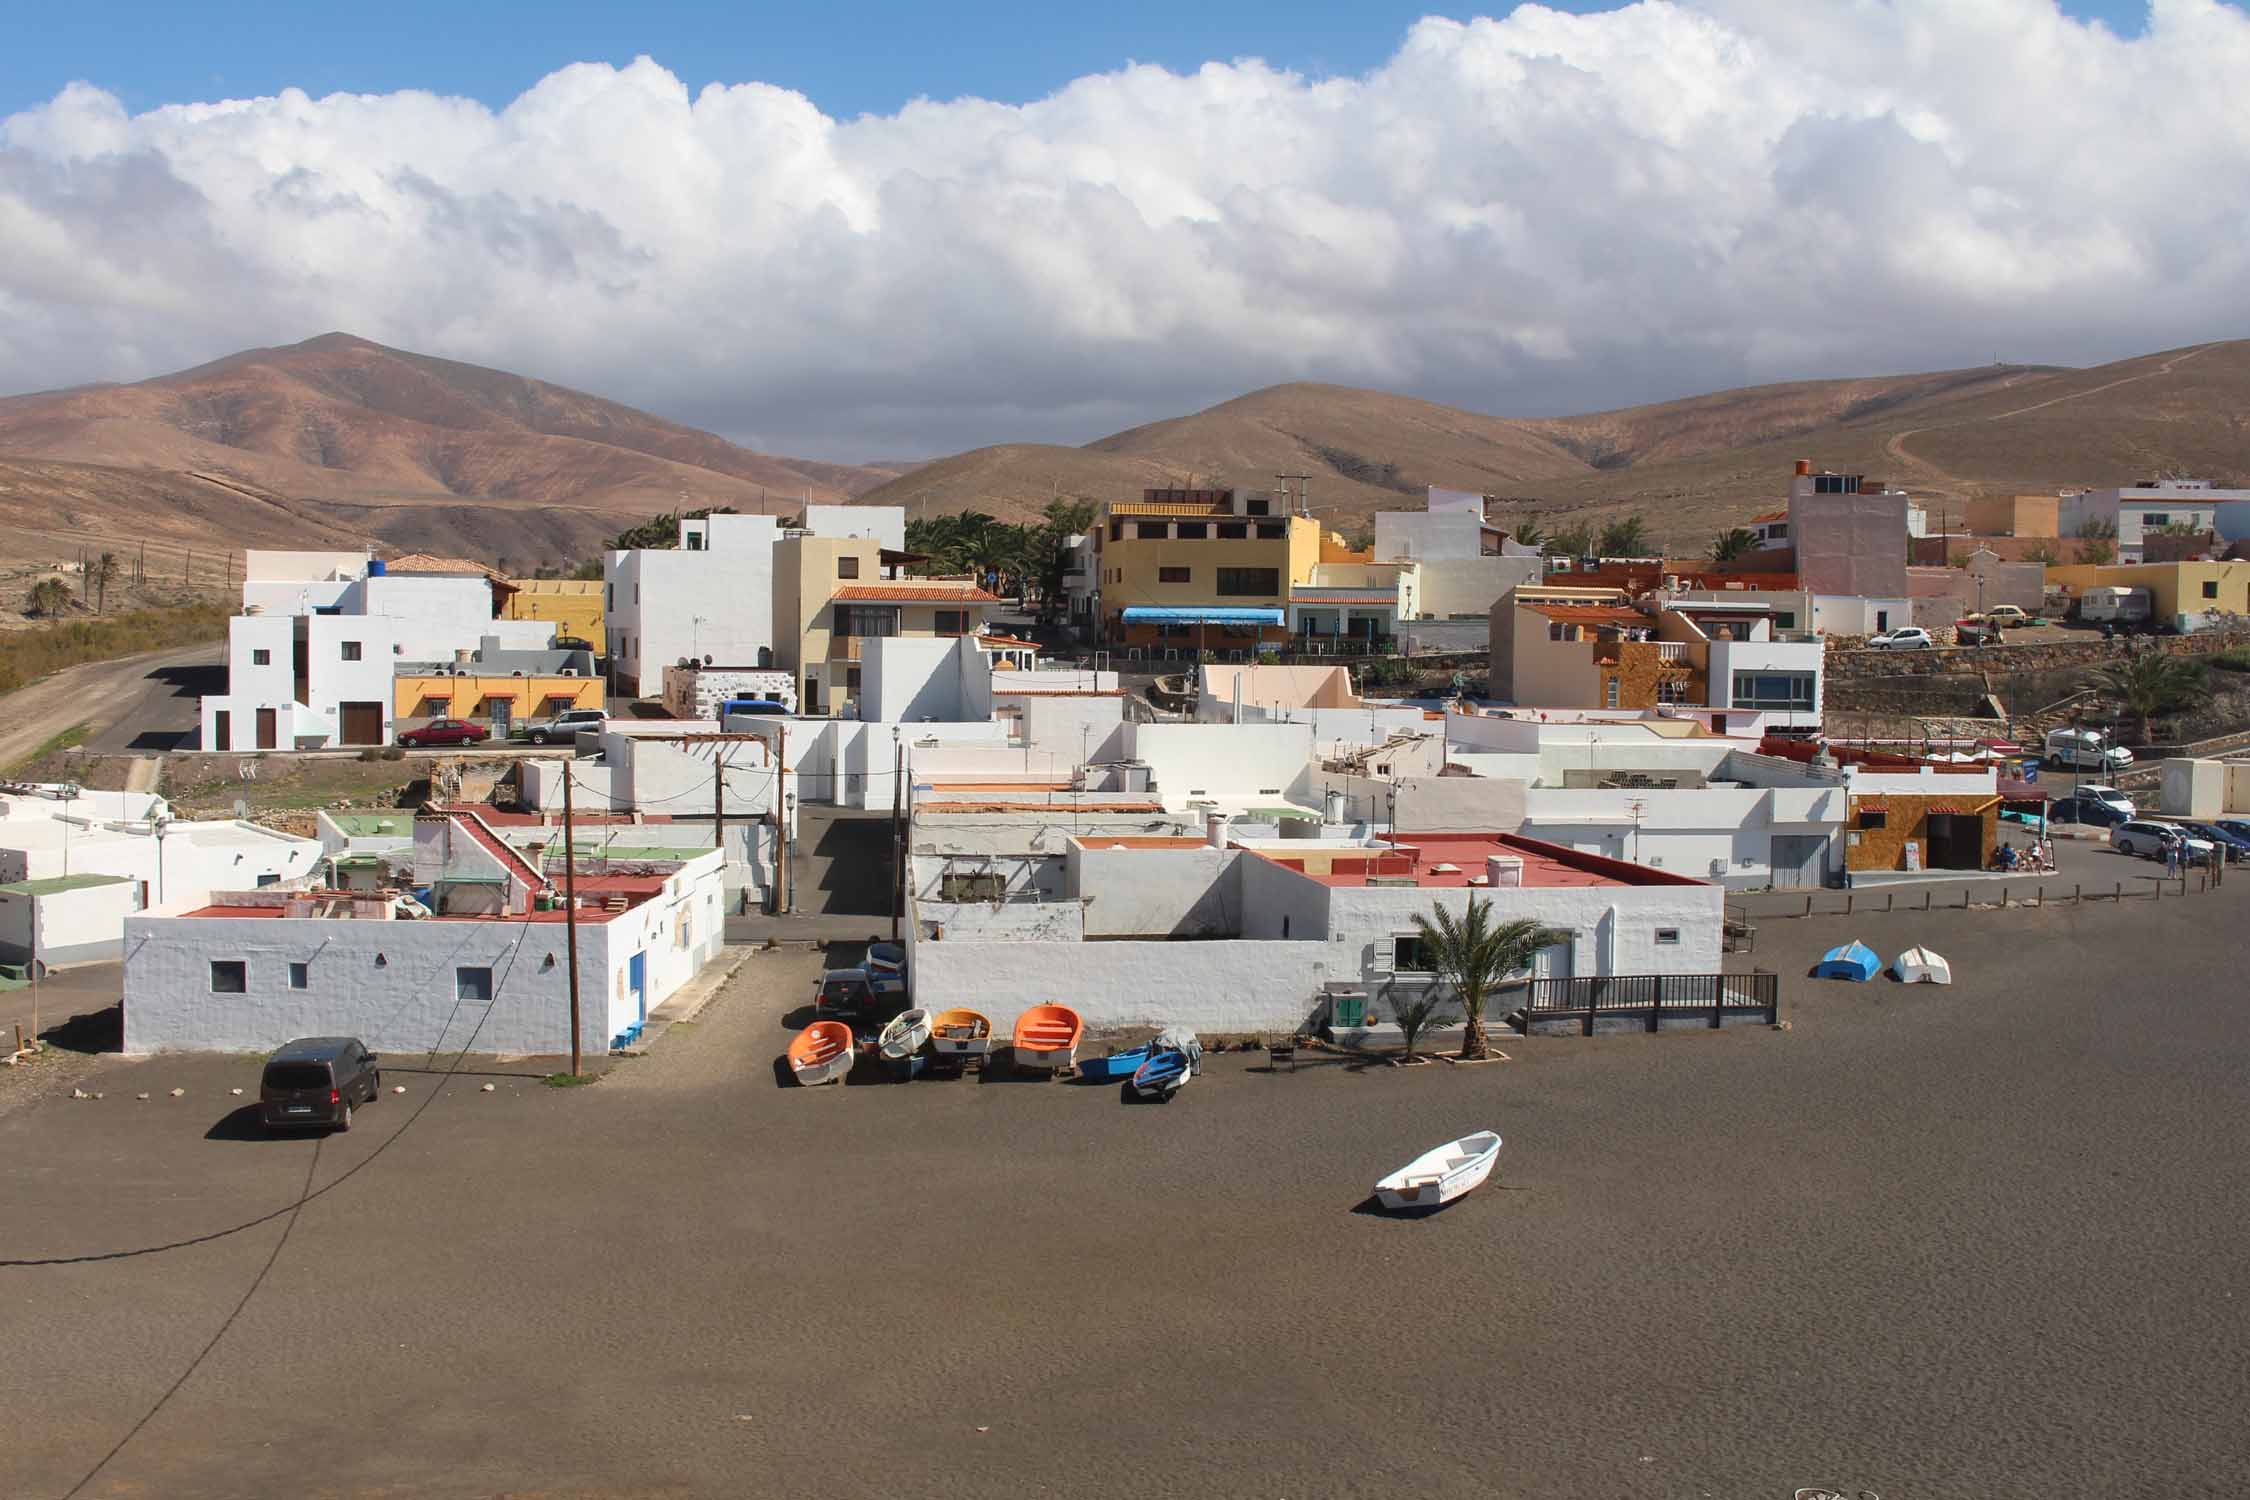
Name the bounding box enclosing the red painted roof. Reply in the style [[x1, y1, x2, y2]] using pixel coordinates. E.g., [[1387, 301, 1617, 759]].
[[1523, 603, 1647, 626], [1254, 831, 1704, 889], [446, 812, 546, 890]]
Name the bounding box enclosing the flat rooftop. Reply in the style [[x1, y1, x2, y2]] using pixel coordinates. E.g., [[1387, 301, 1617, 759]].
[[1253, 831, 1705, 889]]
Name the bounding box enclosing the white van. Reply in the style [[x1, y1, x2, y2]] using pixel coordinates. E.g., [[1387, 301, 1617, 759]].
[[2043, 727, 2134, 771]]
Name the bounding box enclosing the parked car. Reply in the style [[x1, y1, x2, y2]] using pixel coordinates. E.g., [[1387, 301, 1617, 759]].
[[2048, 796, 2128, 829], [2074, 783, 2137, 818], [2179, 820, 2250, 862], [2112, 821, 2214, 862], [814, 967, 881, 1021], [2216, 818, 2250, 847], [260, 1037, 381, 1133], [2044, 728, 2134, 771], [517, 707, 609, 744], [552, 635, 597, 653], [398, 718, 490, 749], [1866, 627, 1934, 650], [1984, 605, 2030, 625]]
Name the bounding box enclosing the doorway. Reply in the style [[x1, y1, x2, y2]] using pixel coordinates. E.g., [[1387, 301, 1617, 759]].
[[339, 701, 384, 746], [628, 951, 647, 1024], [1770, 834, 1828, 888], [214, 710, 231, 751], [255, 708, 278, 749], [1924, 814, 1984, 871]]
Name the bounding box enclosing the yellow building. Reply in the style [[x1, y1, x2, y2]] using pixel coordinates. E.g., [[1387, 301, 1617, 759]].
[[394, 671, 603, 725], [1096, 488, 1345, 649], [772, 532, 1002, 716], [502, 578, 604, 644], [2042, 560, 2250, 624]]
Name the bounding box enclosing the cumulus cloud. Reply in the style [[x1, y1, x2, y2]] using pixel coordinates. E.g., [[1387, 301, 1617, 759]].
[[3, 0, 2249, 458]]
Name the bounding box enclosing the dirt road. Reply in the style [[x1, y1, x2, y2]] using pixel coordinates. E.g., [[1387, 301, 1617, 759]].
[[0, 641, 223, 771]]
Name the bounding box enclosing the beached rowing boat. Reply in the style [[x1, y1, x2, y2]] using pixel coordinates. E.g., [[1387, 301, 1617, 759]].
[[927, 1008, 993, 1057], [1011, 1004, 1083, 1072], [878, 1009, 932, 1080], [1374, 1132, 1502, 1211], [786, 1021, 855, 1087], [1076, 1044, 1150, 1083], [1130, 1027, 1201, 1100]]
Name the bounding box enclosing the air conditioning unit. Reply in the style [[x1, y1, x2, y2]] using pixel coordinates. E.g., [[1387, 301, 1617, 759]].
[[560, 668, 579, 677]]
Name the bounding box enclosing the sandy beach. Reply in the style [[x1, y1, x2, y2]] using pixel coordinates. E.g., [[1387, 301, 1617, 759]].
[[3, 880, 2247, 1498]]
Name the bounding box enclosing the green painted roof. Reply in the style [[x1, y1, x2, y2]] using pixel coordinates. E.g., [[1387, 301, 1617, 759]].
[[327, 812, 417, 836], [549, 845, 711, 862], [0, 873, 136, 896]]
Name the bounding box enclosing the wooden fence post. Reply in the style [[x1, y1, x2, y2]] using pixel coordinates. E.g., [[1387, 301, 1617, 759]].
[[1886, 892, 1894, 912]]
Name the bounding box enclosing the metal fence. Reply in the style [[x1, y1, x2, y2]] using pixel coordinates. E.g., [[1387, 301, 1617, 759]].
[[1519, 970, 1778, 1035]]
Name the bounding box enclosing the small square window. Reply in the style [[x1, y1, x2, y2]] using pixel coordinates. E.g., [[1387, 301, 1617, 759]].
[[456, 966, 494, 1002], [210, 960, 247, 994], [2203, 581, 2220, 599], [288, 962, 310, 990], [1391, 935, 1433, 972], [251, 648, 271, 666], [1158, 566, 1191, 584], [340, 640, 362, 662], [1654, 928, 1681, 945], [837, 556, 861, 579], [1859, 810, 1888, 830]]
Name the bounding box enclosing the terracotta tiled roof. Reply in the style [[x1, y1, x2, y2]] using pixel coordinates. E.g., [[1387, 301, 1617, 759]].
[[832, 583, 1002, 603], [384, 553, 506, 579], [1751, 511, 1788, 524], [1290, 590, 1398, 605], [976, 633, 1039, 647], [1523, 603, 1648, 625]]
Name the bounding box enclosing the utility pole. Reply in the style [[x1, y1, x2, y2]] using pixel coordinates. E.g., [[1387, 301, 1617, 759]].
[[891, 728, 904, 941], [562, 766, 582, 1078], [713, 741, 727, 905], [774, 722, 789, 914]]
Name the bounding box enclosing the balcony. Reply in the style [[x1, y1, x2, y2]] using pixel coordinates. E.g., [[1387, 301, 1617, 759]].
[[828, 636, 868, 662]]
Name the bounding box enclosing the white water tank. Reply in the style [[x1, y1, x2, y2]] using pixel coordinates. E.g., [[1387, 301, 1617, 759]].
[[1206, 813, 1227, 849], [1323, 787, 1346, 822], [1486, 855, 1524, 887]]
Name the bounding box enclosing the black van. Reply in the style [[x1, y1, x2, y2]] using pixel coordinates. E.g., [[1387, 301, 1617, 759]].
[[260, 1037, 382, 1133]]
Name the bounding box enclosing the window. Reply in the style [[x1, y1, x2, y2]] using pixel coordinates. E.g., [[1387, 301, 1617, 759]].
[[2143, 512, 2170, 527], [1732, 671, 1817, 710], [1109, 521, 1124, 542], [1217, 522, 1248, 540], [845, 666, 862, 690], [1391, 934, 1433, 972], [1176, 522, 1208, 540], [940, 871, 1006, 901], [1858, 809, 1888, 830], [1604, 676, 1621, 708], [340, 640, 362, 662], [934, 610, 967, 637], [606, 583, 614, 608], [804, 675, 820, 711], [837, 555, 860, 579], [1654, 928, 1681, 945], [1246, 498, 1270, 516], [1158, 566, 1191, 584], [2204, 581, 2220, 600], [210, 960, 246, 994], [251, 648, 271, 666], [255, 873, 281, 888], [1656, 677, 1687, 705], [456, 966, 494, 1002], [1215, 567, 1280, 596], [288, 962, 309, 990], [1774, 612, 1796, 629], [1256, 522, 1286, 540], [1136, 522, 1169, 539]]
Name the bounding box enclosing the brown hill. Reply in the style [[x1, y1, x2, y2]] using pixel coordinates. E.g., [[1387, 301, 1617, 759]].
[[856, 340, 2250, 547], [0, 333, 901, 568]]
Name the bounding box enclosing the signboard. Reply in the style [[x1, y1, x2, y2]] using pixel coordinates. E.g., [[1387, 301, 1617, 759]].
[[1903, 839, 1922, 872]]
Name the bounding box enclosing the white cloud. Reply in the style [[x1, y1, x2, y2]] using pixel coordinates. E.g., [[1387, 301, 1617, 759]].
[[3, 0, 2248, 458]]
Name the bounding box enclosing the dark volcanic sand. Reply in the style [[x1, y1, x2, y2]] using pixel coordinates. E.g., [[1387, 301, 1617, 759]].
[[4, 885, 2248, 1498]]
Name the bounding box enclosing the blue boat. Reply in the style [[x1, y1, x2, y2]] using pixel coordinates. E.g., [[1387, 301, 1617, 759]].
[[1076, 1045, 1150, 1083], [1814, 940, 1881, 982], [1129, 1027, 1203, 1100]]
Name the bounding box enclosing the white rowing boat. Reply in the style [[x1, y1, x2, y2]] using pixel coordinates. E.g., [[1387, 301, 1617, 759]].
[[1893, 946, 1952, 984], [1374, 1132, 1502, 1212]]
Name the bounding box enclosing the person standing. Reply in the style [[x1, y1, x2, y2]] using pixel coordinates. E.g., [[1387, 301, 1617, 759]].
[[2163, 836, 2181, 879]]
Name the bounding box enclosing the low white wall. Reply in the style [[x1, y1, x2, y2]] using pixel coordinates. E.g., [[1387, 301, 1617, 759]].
[[1070, 844, 1239, 937], [907, 937, 1337, 1034], [1129, 721, 1315, 805], [1329, 773, 1527, 831]]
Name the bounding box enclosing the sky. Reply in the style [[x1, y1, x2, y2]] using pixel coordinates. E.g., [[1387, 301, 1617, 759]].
[[3, 0, 2248, 460]]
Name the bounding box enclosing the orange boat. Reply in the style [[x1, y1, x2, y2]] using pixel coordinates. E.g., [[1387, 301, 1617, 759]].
[[786, 1020, 855, 1086], [1010, 1004, 1083, 1073]]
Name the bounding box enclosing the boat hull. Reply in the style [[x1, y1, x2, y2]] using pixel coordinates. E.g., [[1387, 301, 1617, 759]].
[[786, 1021, 856, 1087], [1375, 1132, 1502, 1212], [1011, 1005, 1085, 1072], [928, 1009, 994, 1056], [1014, 1044, 1077, 1071], [1077, 1046, 1150, 1083], [791, 1054, 854, 1087]]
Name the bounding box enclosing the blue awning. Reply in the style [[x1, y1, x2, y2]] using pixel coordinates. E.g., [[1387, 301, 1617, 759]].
[[1120, 606, 1285, 625]]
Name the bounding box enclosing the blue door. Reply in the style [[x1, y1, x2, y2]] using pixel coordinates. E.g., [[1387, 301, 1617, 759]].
[[629, 951, 647, 1022]]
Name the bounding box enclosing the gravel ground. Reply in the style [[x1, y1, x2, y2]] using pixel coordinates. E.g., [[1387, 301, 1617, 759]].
[[3, 888, 2248, 1499]]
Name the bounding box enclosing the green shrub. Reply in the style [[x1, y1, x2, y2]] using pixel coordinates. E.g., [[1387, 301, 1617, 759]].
[[2211, 646, 2250, 672]]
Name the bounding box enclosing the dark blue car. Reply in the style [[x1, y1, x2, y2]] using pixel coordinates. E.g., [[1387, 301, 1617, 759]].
[[2048, 796, 2128, 828], [2181, 821, 2250, 862]]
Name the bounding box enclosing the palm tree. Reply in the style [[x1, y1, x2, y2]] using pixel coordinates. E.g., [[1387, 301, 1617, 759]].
[[2099, 651, 2209, 743], [1545, 521, 1596, 558], [1384, 986, 1458, 1063], [1509, 520, 1543, 550], [1709, 527, 1758, 563], [90, 552, 120, 613], [27, 578, 73, 617], [1410, 895, 1566, 1060], [1597, 514, 1654, 558]]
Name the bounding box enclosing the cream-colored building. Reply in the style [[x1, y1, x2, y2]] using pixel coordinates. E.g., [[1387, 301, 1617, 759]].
[[772, 531, 1002, 716]]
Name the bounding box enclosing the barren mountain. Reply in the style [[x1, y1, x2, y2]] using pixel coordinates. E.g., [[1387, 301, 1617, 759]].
[[856, 340, 2250, 545], [0, 334, 901, 568]]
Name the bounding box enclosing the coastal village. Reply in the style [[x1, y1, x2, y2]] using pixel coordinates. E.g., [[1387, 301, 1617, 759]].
[[9, 460, 2249, 1075]]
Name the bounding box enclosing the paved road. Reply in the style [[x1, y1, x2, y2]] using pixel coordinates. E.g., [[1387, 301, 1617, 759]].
[[5, 878, 2249, 1498], [0, 642, 222, 768]]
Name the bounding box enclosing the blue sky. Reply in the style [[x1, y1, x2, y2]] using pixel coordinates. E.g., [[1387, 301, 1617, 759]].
[[0, 0, 2188, 119]]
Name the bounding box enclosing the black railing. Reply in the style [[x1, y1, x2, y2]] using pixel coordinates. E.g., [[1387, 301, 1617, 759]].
[[1518, 970, 1778, 1035]]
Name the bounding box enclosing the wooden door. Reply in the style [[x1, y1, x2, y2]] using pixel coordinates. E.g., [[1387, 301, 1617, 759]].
[[339, 701, 383, 746], [255, 708, 277, 749], [213, 710, 231, 751]]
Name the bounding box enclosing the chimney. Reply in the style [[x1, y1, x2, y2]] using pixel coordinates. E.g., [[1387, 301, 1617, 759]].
[[1206, 813, 1228, 850], [1323, 787, 1346, 823], [1795, 459, 1811, 477], [1485, 854, 1524, 888]]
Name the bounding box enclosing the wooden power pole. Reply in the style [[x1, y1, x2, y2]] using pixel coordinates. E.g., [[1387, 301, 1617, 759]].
[[562, 766, 583, 1077]]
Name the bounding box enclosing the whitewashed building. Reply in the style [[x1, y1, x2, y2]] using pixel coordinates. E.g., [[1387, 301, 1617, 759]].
[[122, 816, 725, 1055], [1372, 486, 1544, 621], [0, 874, 145, 967], [2063, 479, 2250, 562]]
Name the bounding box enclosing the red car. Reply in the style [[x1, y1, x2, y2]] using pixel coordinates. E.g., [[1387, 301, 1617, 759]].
[[397, 718, 490, 749]]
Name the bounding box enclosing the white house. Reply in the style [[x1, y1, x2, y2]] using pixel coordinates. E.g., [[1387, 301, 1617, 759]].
[[121, 818, 725, 1055], [0, 874, 145, 967], [1372, 486, 1543, 620], [906, 826, 1727, 1037], [2063, 479, 2250, 562]]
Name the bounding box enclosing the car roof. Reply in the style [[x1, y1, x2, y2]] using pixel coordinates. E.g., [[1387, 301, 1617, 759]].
[[269, 1036, 365, 1062]]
